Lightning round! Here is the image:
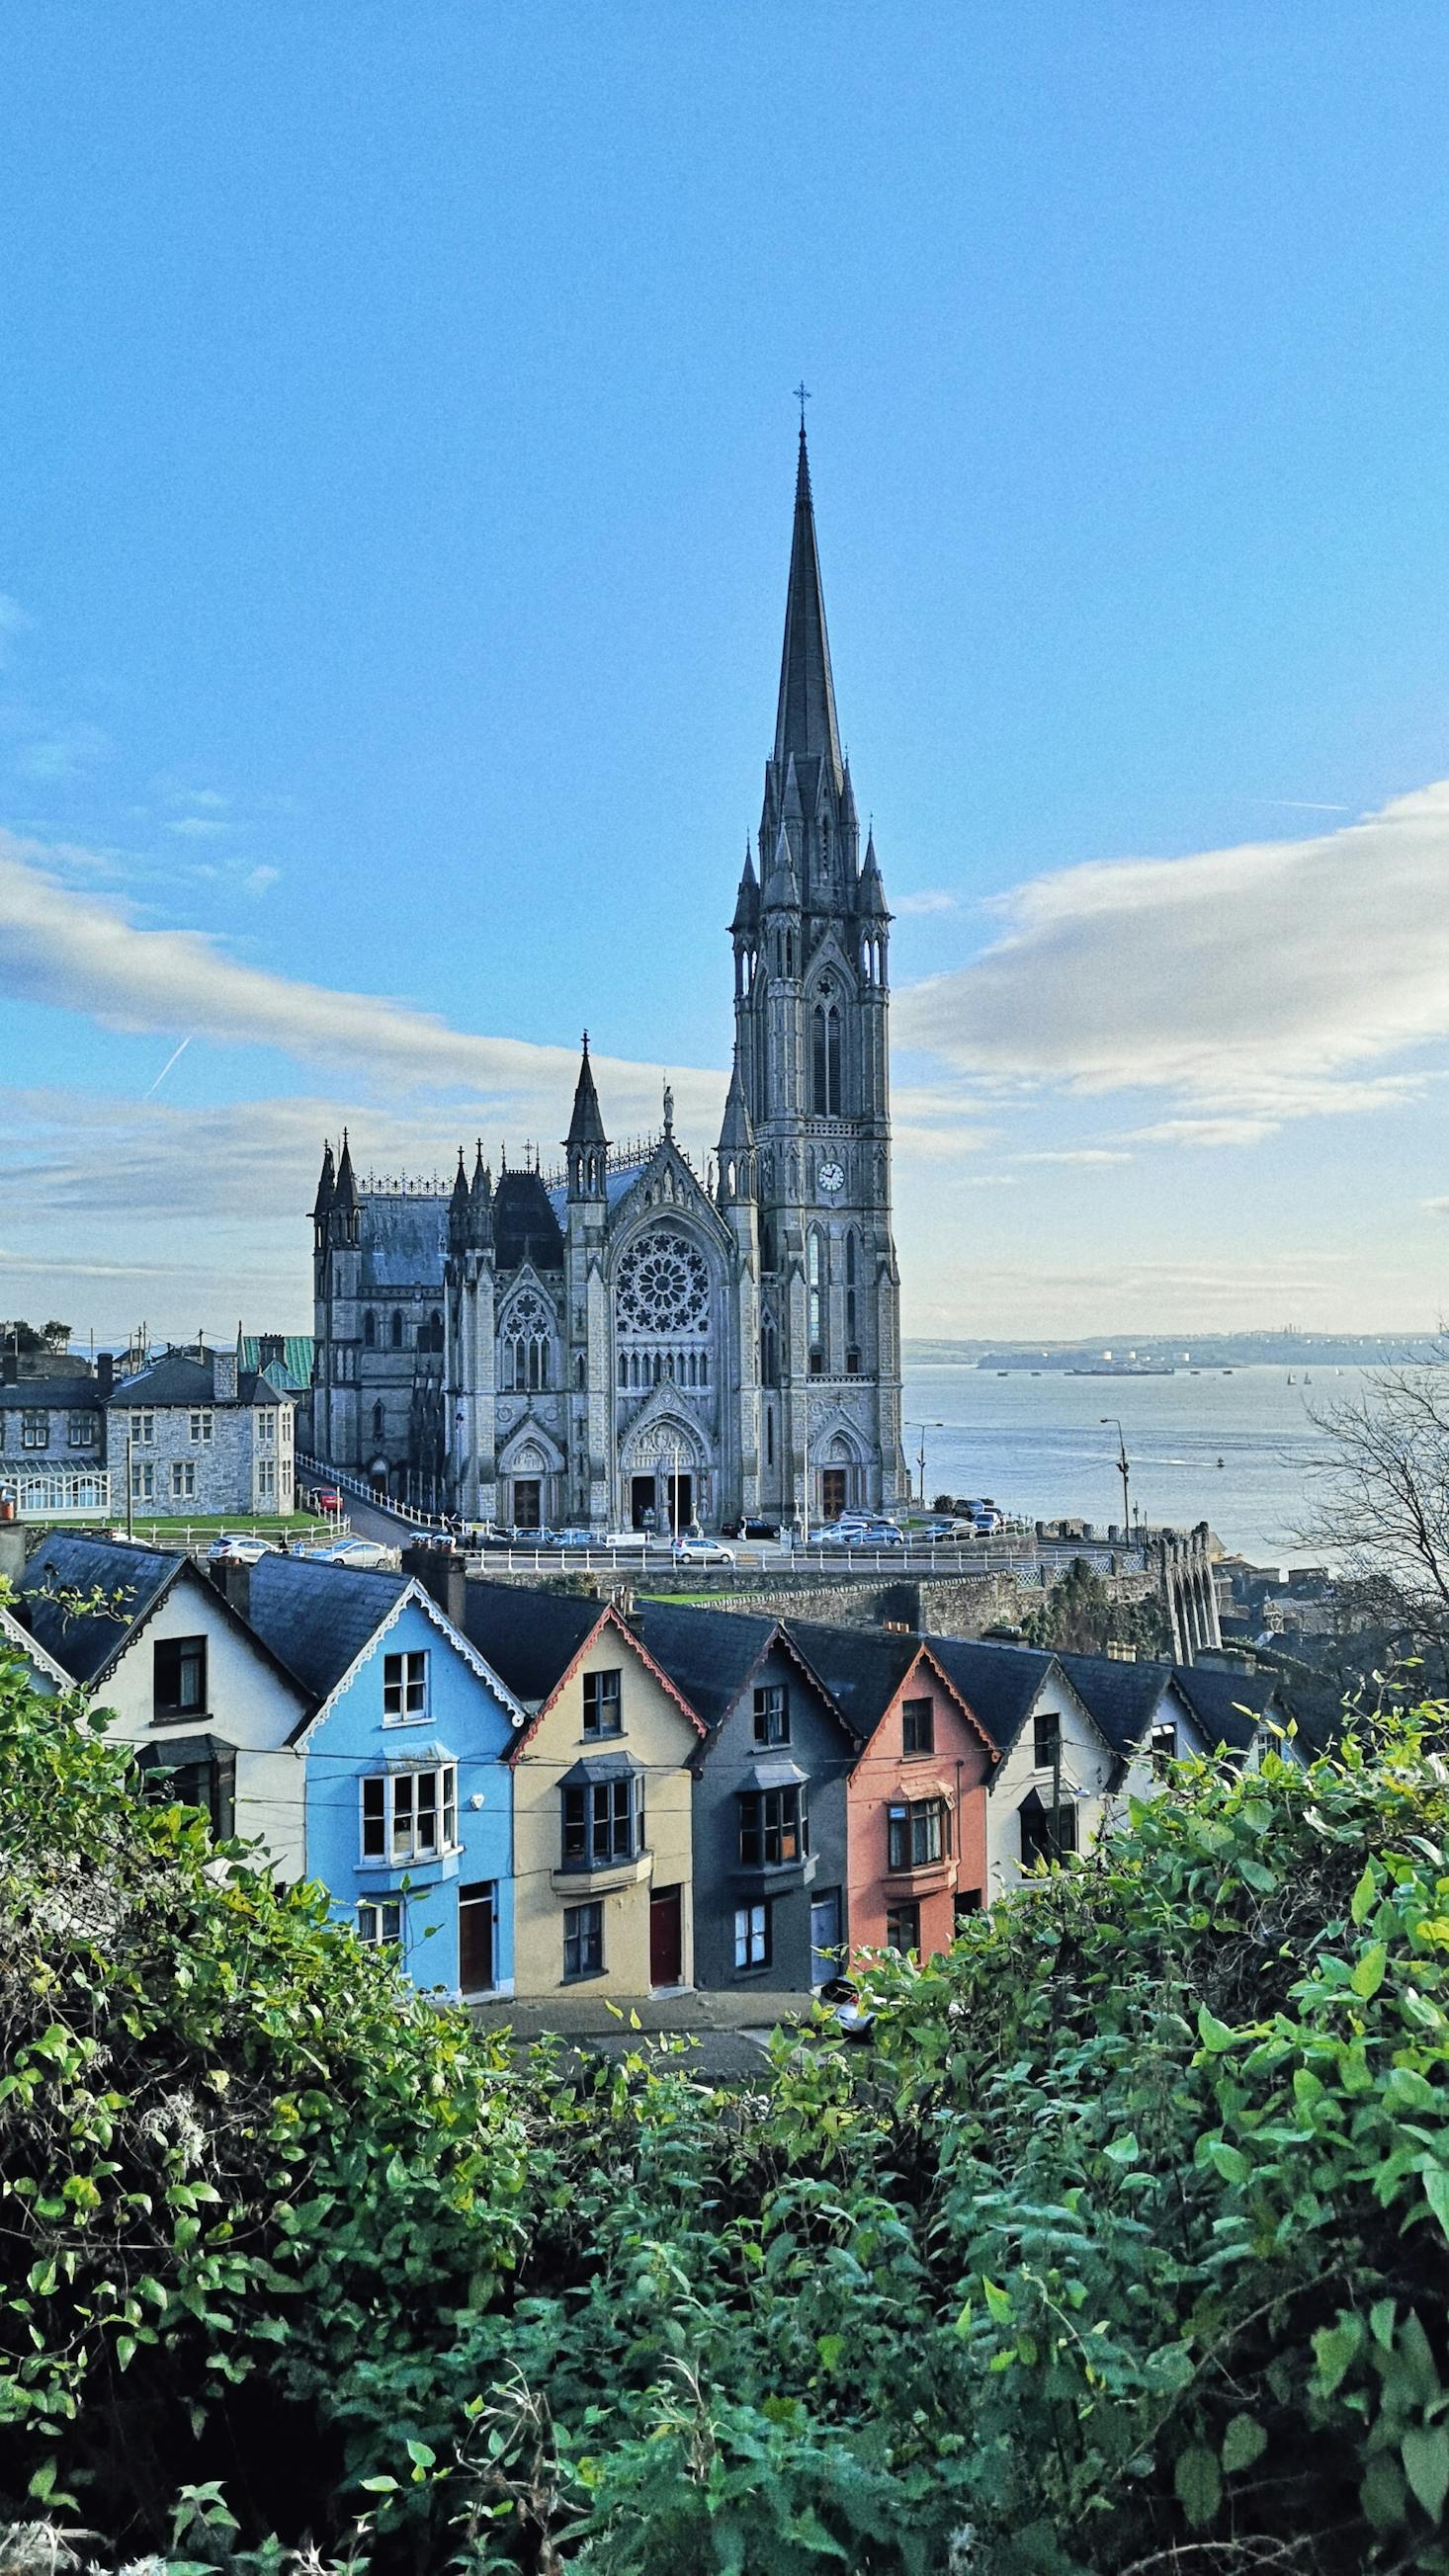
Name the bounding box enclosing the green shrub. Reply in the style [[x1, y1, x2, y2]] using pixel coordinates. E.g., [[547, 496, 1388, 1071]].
[[3, 1628, 1449, 2573]]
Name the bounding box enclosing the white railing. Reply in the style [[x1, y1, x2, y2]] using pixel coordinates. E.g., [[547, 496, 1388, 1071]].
[[297, 1454, 446, 1532], [1, 1469, 113, 1521]]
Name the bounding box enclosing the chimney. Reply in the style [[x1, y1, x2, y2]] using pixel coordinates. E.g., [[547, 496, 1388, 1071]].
[[1, 1354, 16, 1386], [211, 1557, 251, 1623], [401, 1542, 467, 1631], [96, 1352, 114, 1397], [213, 1349, 239, 1403]]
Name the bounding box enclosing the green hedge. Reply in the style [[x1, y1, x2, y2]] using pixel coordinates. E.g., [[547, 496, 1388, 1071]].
[[2, 1630, 1448, 2573]]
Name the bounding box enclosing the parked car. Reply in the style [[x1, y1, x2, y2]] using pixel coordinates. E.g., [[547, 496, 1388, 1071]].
[[554, 1528, 595, 1550], [308, 1486, 343, 1516], [814, 1974, 877, 2043], [743, 1517, 780, 1540], [208, 1532, 277, 1567], [298, 1537, 395, 1570], [670, 1537, 736, 1567]]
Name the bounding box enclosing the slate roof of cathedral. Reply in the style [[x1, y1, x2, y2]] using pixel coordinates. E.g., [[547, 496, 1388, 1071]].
[[17, 1535, 183, 1683], [240, 1555, 413, 1702], [492, 1170, 564, 1272], [359, 1198, 449, 1289]]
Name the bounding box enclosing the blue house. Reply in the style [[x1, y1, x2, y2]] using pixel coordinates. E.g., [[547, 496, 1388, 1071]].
[[235, 1556, 525, 1998]]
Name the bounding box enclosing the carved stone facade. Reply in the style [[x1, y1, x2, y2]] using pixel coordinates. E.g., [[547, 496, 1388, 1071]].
[[310, 432, 906, 1529]]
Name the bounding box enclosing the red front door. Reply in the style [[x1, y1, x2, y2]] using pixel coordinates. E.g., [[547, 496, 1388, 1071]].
[[821, 1467, 848, 1521], [649, 1884, 683, 1988]]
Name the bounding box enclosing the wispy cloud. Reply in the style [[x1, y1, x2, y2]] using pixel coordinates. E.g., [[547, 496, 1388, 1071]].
[[0, 827, 728, 1141], [898, 781, 1449, 1139], [244, 864, 280, 896], [166, 815, 232, 839], [1019, 1148, 1135, 1166]]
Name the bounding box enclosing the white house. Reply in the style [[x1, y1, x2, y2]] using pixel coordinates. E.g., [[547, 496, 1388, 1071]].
[[16, 1534, 311, 1871], [925, 1636, 1121, 1900]]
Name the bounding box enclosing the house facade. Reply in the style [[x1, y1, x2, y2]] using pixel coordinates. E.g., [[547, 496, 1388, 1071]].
[[635, 1602, 858, 1991], [237, 1556, 523, 1999], [17, 1534, 310, 1872], [110, 1346, 296, 1518], [927, 1637, 1119, 1900], [786, 1621, 995, 1958], [462, 1582, 705, 1998]]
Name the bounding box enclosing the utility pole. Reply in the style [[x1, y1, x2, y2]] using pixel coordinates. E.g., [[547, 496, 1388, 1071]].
[[1100, 1416, 1131, 1534], [125, 1430, 133, 1544]]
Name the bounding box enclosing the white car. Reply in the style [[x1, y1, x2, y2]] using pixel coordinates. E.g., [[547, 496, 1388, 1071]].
[[207, 1533, 277, 1567], [670, 1537, 736, 1567], [298, 1537, 395, 1570]]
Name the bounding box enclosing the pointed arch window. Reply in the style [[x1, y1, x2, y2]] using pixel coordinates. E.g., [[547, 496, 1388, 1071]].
[[390, 1310, 404, 1350], [363, 1310, 377, 1349], [372, 1401, 384, 1441], [811, 1001, 842, 1116], [501, 1289, 550, 1394]]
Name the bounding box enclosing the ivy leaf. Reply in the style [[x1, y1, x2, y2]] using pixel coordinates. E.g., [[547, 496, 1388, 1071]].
[[1313, 2312, 1364, 2396], [1174, 2445, 1222, 2529], [1351, 1943, 1389, 2000], [1421, 2166, 1449, 2241], [1403, 2426, 1449, 2524], [1222, 2416, 1267, 2474], [1351, 1861, 1378, 1925], [1197, 2003, 1235, 2053]]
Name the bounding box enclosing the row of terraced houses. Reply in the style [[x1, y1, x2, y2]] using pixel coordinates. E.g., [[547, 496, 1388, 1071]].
[[2, 1534, 1285, 2001]]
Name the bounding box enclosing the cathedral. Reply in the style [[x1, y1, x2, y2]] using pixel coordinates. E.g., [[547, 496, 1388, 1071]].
[[308, 429, 906, 1531]]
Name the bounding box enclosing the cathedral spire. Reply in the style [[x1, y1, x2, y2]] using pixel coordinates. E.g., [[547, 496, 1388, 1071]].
[[311, 1138, 335, 1221], [773, 422, 843, 789], [718, 1048, 755, 1154], [332, 1128, 357, 1215], [565, 1031, 608, 1150], [729, 835, 759, 935]]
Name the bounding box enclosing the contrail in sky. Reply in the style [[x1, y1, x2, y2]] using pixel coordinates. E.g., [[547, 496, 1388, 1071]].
[[143, 1033, 194, 1097]]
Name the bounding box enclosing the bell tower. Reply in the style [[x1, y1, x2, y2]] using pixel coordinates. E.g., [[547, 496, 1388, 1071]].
[[729, 424, 904, 1522]]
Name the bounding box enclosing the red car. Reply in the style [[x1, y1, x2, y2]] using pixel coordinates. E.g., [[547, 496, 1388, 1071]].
[[310, 1486, 343, 1516]]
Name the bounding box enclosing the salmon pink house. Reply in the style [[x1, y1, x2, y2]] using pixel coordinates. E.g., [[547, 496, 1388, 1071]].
[[788, 1620, 995, 1958]]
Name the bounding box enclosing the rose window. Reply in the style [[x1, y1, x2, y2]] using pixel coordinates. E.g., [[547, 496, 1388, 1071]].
[[616, 1232, 710, 1335]]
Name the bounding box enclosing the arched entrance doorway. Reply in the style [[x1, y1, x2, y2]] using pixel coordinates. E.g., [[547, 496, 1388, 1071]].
[[620, 1415, 710, 1536]]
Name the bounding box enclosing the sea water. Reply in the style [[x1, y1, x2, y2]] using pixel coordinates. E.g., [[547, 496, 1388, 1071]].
[[899, 1355, 1374, 1564]]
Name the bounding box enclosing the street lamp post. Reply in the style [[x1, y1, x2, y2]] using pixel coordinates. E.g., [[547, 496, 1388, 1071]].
[[1100, 1416, 1131, 1534], [906, 1419, 945, 1510]]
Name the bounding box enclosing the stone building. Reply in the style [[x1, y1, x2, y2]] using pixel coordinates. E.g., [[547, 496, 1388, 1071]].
[[109, 1346, 297, 1518], [310, 429, 906, 1531]]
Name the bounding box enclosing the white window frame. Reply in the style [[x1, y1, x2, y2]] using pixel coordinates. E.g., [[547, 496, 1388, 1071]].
[[357, 1897, 402, 1947], [734, 1901, 771, 1971], [258, 1409, 276, 1446], [21, 1411, 48, 1451], [383, 1649, 429, 1723], [258, 1458, 276, 1498], [129, 1410, 155, 1445], [130, 1460, 155, 1502], [360, 1763, 458, 1865], [189, 1408, 214, 1445], [171, 1458, 196, 1501], [67, 1411, 97, 1450]]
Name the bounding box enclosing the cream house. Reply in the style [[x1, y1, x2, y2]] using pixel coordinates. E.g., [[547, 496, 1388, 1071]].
[[16, 1534, 310, 1871], [462, 1581, 705, 1997], [926, 1637, 1119, 1900]]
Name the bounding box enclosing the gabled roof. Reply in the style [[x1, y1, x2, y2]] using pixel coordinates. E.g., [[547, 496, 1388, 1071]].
[[240, 1335, 314, 1390], [1055, 1652, 1182, 1759], [17, 1534, 310, 1705], [18, 1534, 184, 1683], [785, 1619, 994, 1758], [460, 1581, 707, 1749], [633, 1601, 856, 1746], [921, 1635, 1071, 1763], [0, 1597, 74, 1689], [239, 1556, 526, 1740], [1169, 1661, 1281, 1755]]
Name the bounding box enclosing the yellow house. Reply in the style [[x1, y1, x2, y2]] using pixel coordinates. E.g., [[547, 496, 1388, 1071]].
[[462, 1581, 705, 1997]]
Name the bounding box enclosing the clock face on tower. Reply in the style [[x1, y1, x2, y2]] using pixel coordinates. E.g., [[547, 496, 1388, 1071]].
[[818, 1160, 845, 1198]]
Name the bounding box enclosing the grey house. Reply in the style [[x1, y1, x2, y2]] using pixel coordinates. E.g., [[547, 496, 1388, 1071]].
[[634, 1601, 859, 1992]]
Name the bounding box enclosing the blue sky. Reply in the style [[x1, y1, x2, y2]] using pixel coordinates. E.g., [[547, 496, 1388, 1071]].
[[4, 4, 1449, 1340]]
